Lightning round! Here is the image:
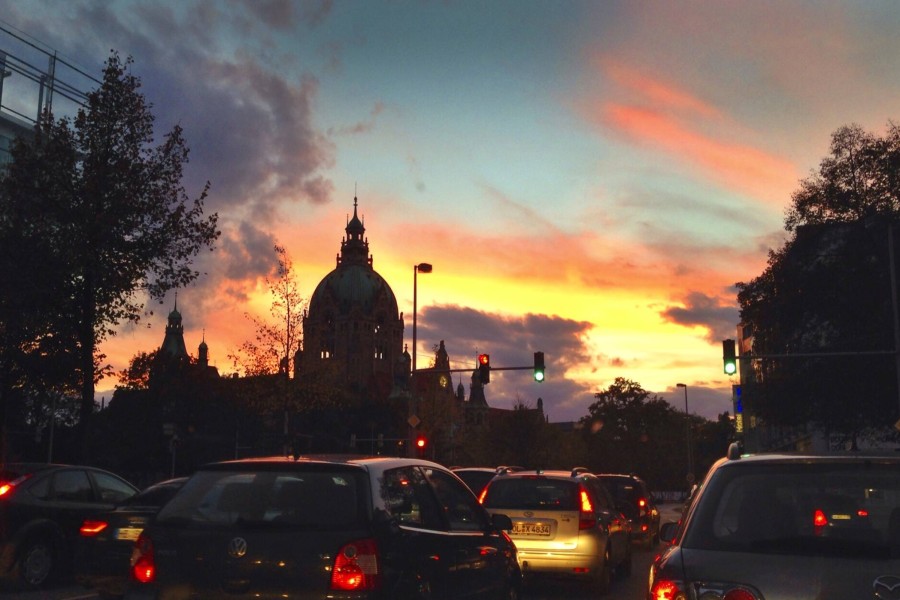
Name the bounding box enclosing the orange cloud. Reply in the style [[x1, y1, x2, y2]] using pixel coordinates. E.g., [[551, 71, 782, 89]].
[[598, 103, 797, 205], [598, 58, 722, 121]]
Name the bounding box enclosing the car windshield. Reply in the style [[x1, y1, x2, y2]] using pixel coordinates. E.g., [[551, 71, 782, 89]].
[[156, 468, 367, 530], [684, 461, 900, 559], [482, 478, 578, 511]]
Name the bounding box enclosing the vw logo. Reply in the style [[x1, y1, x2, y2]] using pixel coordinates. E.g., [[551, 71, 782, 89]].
[[874, 575, 900, 599], [228, 537, 248, 558]]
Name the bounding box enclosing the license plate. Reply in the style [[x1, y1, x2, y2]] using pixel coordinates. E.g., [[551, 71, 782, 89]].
[[512, 522, 550, 536], [115, 527, 143, 541]]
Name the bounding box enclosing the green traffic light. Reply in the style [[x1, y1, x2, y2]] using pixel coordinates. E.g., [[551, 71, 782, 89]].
[[533, 351, 545, 383], [724, 361, 737, 375]]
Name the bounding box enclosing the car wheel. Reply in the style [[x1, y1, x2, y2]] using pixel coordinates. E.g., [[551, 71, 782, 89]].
[[16, 538, 54, 589], [592, 546, 611, 595], [620, 544, 633, 578], [499, 580, 520, 600]]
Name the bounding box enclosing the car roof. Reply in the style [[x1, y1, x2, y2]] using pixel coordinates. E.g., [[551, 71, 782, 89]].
[[493, 467, 593, 480], [199, 454, 447, 475]]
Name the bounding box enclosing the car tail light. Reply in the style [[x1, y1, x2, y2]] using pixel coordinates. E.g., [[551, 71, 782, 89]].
[[650, 579, 761, 600], [650, 579, 686, 600], [578, 485, 595, 530], [330, 538, 380, 591], [813, 509, 828, 527], [638, 497, 648, 515], [0, 474, 31, 498], [80, 520, 109, 536], [130, 532, 156, 584]]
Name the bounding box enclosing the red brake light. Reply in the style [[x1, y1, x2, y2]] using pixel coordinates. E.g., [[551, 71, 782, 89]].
[[649, 579, 684, 600], [80, 520, 109, 536], [330, 538, 380, 591], [578, 485, 595, 530], [813, 509, 828, 527], [0, 483, 12, 497], [130, 533, 155, 584], [639, 498, 647, 508]]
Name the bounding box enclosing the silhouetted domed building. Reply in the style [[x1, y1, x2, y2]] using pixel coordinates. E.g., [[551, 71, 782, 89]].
[[299, 198, 406, 404]]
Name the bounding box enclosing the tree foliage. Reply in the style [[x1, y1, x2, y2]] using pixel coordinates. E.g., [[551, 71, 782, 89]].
[[0, 52, 219, 458], [230, 245, 306, 378], [738, 122, 900, 437], [582, 378, 699, 490]]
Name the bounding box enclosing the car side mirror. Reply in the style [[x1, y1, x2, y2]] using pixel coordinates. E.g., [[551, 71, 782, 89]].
[[659, 521, 679, 545], [491, 513, 513, 532]]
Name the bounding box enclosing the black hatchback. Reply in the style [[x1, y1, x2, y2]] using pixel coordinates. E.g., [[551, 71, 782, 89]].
[[0, 463, 139, 590], [123, 456, 521, 599], [595, 473, 660, 549]]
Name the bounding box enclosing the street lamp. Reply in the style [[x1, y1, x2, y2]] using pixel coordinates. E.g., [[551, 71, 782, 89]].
[[412, 263, 432, 374], [410, 263, 432, 457], [676, 383, 694, 484]]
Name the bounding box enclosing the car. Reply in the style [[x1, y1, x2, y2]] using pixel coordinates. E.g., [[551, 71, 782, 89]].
[[649, 443, 900, 600], [123, 455, 521, 599], [595, 473, 660, 549], [0, 462, 139, 590], [478, 467, 632, 595], [453, 466, 523, 496], [76, 476, 188, 598]]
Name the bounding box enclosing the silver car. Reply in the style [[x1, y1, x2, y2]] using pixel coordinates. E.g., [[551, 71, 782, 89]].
[[650, 444, 900, 600], [480, 468, 632, 595]]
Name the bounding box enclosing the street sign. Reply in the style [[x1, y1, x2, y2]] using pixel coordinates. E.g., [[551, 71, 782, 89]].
[[408, 415, 420, 428]]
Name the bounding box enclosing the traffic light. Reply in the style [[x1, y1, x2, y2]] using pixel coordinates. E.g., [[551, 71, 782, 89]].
[[722, 339, 737, 375], [478, 353, 491, 384], [533, 351, 545, 382], [415, 435, 427, 458]]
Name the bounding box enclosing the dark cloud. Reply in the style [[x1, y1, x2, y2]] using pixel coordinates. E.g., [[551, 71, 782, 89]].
[[660, 291, 739, 342], [4, 1, 337, 215], [416, 305, 597, 422]]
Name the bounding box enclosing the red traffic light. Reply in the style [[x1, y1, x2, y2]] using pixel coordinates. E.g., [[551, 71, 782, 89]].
[[416, 436, 427, 448], [477, 353, 491, 384]]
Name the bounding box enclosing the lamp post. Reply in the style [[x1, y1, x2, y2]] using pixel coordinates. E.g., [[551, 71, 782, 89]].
[[413, 263, 433, 374], [410, 263, 432, 456], [676, 383, 694, 484]]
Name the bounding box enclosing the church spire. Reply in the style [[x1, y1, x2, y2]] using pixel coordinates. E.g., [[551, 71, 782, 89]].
[[338, 195, 372, 267]]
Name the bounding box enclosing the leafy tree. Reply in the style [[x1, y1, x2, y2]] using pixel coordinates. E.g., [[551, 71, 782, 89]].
[[117, 351, 158, 391], [0, 52, 219, 458], [583, 378, 692, 491], [230, 244, 306, 377], [737, 123, 900, 439]]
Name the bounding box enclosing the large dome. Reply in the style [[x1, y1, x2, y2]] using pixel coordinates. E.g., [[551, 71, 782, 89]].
[[309, 263, 398, 317]]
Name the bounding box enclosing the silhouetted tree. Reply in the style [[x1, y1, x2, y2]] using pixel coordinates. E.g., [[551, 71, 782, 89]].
[[738, 122, 900, 439], [583, 378, 692, 491], [0, 52, 219, 459], [230, 244, 306, 377]]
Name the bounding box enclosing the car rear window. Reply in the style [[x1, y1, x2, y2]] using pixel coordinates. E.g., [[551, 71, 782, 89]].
[[684, 461, 900, 559], [156, 468, 367, 530], [482, 478, 578, 511]]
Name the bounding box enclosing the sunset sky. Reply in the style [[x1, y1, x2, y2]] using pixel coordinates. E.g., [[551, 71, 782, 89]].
[[3, 1, 900, 422]]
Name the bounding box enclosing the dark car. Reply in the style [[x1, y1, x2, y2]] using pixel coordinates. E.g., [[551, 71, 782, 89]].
[[595, 473, 660, 549], [480, 467, 632, 594], [0, 463, 139, 590], [649, 443, 900, 600], [76, 476, 188, 597], [123, 456, 521, 599]]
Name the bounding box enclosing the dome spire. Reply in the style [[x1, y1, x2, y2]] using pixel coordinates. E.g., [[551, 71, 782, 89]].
[[340, 194, 371, 267]]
